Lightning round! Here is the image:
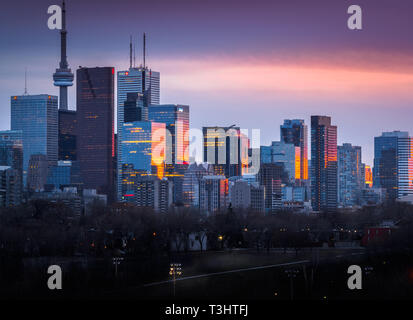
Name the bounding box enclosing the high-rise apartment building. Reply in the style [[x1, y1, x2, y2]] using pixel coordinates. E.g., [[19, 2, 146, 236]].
[[374, 131, 413, 201], [310, 116, 337, 212], [338, 143, 363, 207], [199, 175, 229, 213], [0, 130, 23, 206], [258, 163, 288, 212]]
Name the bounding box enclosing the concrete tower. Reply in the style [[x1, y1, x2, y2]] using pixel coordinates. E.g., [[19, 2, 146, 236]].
[[53, 0, 74, 110]]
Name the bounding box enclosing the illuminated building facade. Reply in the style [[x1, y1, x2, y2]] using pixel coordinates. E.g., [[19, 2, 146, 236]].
[[149, 104, 190, 204], [77, 67, 114, 200], [337, 143, 363, 208], [203, 126, 246, 177], [120, 121, 166, 201], [148, 104, 189, 165], [364, 165, 373, 188], [260, 141, 300, 184], [280, 119, 308, 182], [11, 94, 58, 186], [310, 115, 337, 212], [117, 67, 160, 200]]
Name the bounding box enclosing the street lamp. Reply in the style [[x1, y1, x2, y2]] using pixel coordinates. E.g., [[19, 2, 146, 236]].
[[169, 263, 182, 297]]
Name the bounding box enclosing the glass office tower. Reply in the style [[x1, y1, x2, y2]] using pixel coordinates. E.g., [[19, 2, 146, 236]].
[[374, 131, 413, 201], [281, 119, 308, 181], [11, 94, 58, 186], [148, 104, 190, 204], [120, 121, 165, 201], [77, 67, 114, 200], [148, 104, 189, 165], [117, 67, 160, 200]]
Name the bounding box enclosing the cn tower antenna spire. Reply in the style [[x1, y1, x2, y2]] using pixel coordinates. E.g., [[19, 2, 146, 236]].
[[143, 32, 146, 69], [53, 0, 74, 110]]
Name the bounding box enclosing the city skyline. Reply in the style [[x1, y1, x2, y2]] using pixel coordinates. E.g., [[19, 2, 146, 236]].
[[2, 0, 413, 167]]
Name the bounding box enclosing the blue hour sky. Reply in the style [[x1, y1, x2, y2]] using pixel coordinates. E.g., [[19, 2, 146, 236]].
[[1, 0, 413, 166]]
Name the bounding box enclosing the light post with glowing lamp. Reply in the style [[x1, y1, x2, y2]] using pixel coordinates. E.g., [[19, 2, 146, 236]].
[[169, 263, 182, 297]]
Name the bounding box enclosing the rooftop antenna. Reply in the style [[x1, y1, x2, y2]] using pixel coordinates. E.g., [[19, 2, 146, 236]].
[[24, 67, 28, 95], [133, 36, 136, 68], [129, 35, 132, 69], [143, 32, 146, 69]]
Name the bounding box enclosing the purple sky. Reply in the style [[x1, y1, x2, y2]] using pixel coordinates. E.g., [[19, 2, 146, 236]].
[[1, 0, 413, 166]]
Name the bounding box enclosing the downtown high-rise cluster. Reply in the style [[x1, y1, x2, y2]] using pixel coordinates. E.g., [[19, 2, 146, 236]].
[[1, 1, 413, 215]]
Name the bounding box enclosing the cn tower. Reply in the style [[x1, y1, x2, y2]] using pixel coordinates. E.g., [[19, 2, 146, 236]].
[[53, 0, 73, 110]]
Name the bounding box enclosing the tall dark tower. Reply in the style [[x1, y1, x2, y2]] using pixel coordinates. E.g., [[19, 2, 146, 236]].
[[310, 116, 338, 212], [53, 0, 74, 110]]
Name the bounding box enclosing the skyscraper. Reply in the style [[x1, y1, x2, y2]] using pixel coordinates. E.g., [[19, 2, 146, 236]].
[[338, 143, 363, 208], [148, 104, 189, 204], [199, 175, 229, 213], [311, 116, 337, 212], [58, 109, 77, 160], [11, 95, 58, 186], [182, 163, 213, 208], [0, 130, 23, 206], [258, 163, 288, 212], [77, 67, 114, 200], [281, 119, 308, 181], [53, 0, 74, 110], [260, 141, 300, 184], [148, 104, 189, 165], [120, 121, 166, 201], [374, 131, 413, 201], [0, 130, 23, 170], [203, 126, 246, 177], [116, 51, 160, 200]]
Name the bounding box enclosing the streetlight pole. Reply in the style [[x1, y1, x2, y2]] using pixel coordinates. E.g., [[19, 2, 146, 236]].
[[169, 263, 182, 297]]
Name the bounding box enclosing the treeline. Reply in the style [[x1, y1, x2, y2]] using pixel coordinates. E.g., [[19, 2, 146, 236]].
[[2, 200, 413, 259]]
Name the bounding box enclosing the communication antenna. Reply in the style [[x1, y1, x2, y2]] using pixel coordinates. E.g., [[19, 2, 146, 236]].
[[133, 36, 136, 68], [24, 67, 28, 95], [129, 35, 132, 69], [143, 32, 146, 69]]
